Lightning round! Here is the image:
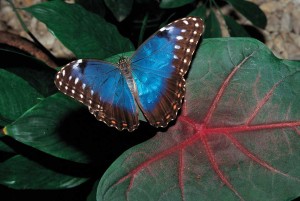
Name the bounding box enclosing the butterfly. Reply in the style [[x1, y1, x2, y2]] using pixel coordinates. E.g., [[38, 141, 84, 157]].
[[54, 17, 204, 132]]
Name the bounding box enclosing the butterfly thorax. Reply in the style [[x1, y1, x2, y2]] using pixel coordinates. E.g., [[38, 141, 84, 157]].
[[117, 57, 132, 76], [117, 57, 138, 97]]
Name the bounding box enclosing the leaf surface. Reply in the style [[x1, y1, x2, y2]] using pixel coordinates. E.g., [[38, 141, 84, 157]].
[[97, 38, 300, 201], [24, 1, 134, 59]]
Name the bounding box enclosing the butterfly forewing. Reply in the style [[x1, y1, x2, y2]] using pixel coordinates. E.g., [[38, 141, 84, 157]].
[[54, 17, 204, 132], [131, 17, 204, 128], [54, 59, 139, 131]]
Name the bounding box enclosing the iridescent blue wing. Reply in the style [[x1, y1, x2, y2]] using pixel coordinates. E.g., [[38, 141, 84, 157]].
[[54, 59, 139, 131], [131, 17, 204, 127]]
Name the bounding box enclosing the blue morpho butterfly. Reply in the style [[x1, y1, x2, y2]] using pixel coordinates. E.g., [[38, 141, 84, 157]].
[[55, 17, 204, 132]]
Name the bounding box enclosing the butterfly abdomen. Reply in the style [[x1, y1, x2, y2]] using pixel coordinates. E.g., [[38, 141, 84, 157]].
[[117, 57, 139, 98]]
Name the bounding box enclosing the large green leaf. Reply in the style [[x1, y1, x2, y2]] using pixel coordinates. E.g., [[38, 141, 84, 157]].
[[23, 1, 134, 59], [0, 155, 87, 189], [97, 38, 300, 201], [225, 0, 267, 29], [0, 69, 43, 126]]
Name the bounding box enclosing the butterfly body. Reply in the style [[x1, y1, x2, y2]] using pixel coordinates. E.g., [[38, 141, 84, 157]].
[[55, 17, 204, 131]]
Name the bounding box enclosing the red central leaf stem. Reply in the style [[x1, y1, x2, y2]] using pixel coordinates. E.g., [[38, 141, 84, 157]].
[[200, 130, 244, 200]]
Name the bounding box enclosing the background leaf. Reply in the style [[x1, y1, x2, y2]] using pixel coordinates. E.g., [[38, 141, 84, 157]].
[[104, 0, 133, 22], [203, 10, 222, 38], [23, 1, 134, 59], [188, 4, 206, 19], [0, 69, 43, 126], [225, 0, 267, 29], [0, 155, 88, 189], [223, 15, 250, 37], [4, 93, 91, 164], [160, 0, 194, 8], [97, 38, 300, 201], [0, 47, 57, 97]]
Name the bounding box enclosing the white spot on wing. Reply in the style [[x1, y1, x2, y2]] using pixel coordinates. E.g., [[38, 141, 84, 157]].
[[75, 77, 79, 84], [175, 45, 180, 49], [62, 70, 65, 76], [181, 29, 186, 33], [183, 20, 188, 25], [159, 27, 166, 32], [176, 36, 183, 40], [173, 55, 178, 59], [82, 83, 86, 89]]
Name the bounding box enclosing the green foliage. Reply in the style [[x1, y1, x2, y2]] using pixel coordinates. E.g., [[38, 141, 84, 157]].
[[1, 0, 299, 201], [23, 1, 134, 59]]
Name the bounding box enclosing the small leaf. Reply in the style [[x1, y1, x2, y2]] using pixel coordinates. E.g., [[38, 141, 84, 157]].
[[0, 69, 43, 126], [223, 15, 250, 37], [0, 155, 87, 189], [203, 10, 222, 38], [225, 0, 267, 29], [97, 38, 300, 201], [23, 1, 134, 59], [104, 0, 133, 22], [188, 4, 206, 19], [160, 0, 194, 8]]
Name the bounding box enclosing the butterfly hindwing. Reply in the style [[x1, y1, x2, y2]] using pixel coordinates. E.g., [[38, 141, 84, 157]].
[[131, 17, 204, 127], [54, 59, 139, 131]]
